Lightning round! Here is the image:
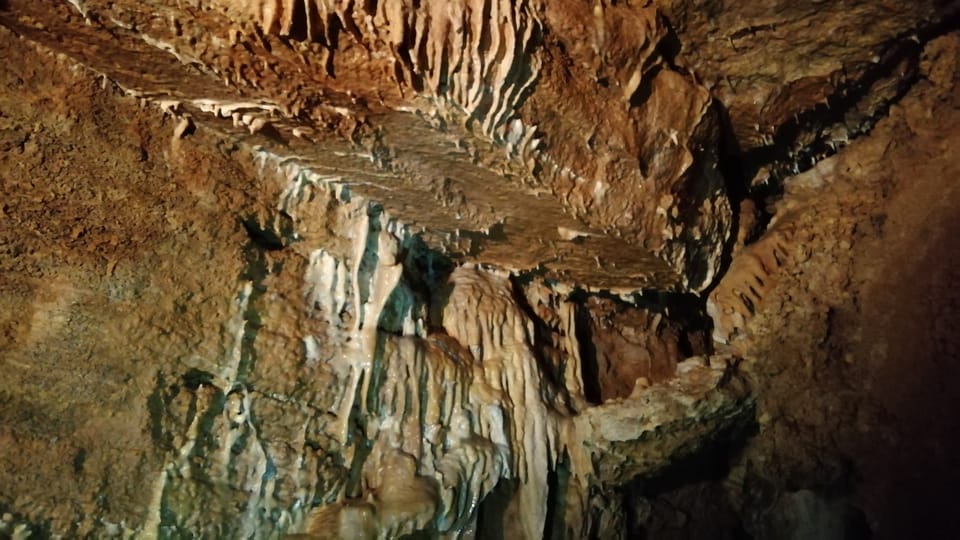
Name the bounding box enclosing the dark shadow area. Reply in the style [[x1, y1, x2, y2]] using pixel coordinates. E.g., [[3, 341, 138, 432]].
[[0, 502, 52, 539], [573, 298, 602, 405], [180, 368, 216, 390], [632, 418, 757, 496], [400, 235, 456, 332], [845, 200, 960, 538], [507, 274, 573, 407], [736, 13, 960, 190], [543, 452, 572, 540], [740, 37, 922, 183], [476, 478, 519, 540], [240, 215, 287, 251], [624, 418, 758, 540], [629, 17, 684, 108]]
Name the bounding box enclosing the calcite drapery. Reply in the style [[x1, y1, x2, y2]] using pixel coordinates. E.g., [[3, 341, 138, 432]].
[[0, 24, 755, 535], [1, 0, 733, 292], [0, 1, 757, 537], [269, 145, 752, 538], [3, 0, 958, 537]]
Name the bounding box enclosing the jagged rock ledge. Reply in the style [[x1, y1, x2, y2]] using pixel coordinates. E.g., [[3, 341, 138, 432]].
[[0, 0, 734, 293], [0, 24, 753, 537]]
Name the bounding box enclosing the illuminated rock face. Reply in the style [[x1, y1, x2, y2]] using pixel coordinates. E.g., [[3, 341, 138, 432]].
[[0, 0, 735, 293], [208, 0, 733, 291], [0, 1, 955, 539], [0, 24, 749, 537]]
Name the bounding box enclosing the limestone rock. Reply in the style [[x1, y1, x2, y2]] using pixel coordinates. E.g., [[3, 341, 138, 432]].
[[659, 0, 951, 157], [0, 0, 733, 292], [5, 1, 953, 538], [0, 27, 752, 538]]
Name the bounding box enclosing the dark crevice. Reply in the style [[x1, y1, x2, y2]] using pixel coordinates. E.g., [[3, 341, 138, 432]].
[[180, 368, 216, 390], [543, 451, 571, 540], [628, 64, 663, 108], [147, 371, 179, 450], [401, 236, 455, 333], [658, 16, 684, 63], [628, 15, 684, 108], [364, 331, 390, 415], [737, 13, 960, 195], [625, 415, 758, 539], [337, 7, 364, 45], [729, 22, 779, 42], [286, 0, 309, 42], [0, 505, 52, 540], [393, 15, 424, 93], [240, 215, 286, 251], [708, 97, 754, 302], [344, 370, 373, 498], [507, 274, 573, 408], [573, 300, 602, 405], [476, 478, 520, 539], [705, 13, 960, 318], [236, 239, 270, 383], [744, 44, 920, 187], [568, 287, 714, 405]]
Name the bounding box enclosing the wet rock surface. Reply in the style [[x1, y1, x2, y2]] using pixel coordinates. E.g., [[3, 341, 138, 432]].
[[0, 2, 958, 539]]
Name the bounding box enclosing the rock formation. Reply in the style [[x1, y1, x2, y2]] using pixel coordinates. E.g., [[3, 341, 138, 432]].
[[0, 1, 957, 538]]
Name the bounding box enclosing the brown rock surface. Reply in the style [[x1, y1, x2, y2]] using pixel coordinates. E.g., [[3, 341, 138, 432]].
[[0, 0, 733, 292], [0, 19, 749, 538], [0, 1, 958, 538], [0, 36, 261, 536], [660, 0, 952, 148], [578, 297, 685, 402], [702, 32, 960, 540]]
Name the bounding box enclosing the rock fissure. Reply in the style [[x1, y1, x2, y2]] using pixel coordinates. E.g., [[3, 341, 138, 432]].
[[740, 12, 960, 191], [2, 2, 957, 539]]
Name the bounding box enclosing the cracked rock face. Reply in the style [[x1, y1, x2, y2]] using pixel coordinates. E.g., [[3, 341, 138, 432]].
[[0, 21, 750, 538], [658, 0, 957, 185], [1, 1, 957, 539], [0, 0, 733, 293]]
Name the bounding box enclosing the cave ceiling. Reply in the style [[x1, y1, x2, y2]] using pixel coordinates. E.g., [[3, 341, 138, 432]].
[[0, 0, 957, 538]]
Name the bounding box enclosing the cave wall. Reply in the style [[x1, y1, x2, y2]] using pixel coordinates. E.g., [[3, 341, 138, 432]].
[[0, 25, 748, 539], [0, 1, 958, 538]]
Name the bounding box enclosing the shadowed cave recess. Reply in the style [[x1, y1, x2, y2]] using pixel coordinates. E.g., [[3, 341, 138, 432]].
[[0, 0, 958, 538]]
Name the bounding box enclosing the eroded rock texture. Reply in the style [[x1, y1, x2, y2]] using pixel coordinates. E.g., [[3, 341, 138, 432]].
[[0, 0, 733, 292], [660, 0, 957, 181], [0, 20, 748, 538], [698, 33, 960, 540], [0, 1, 958, 539]]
